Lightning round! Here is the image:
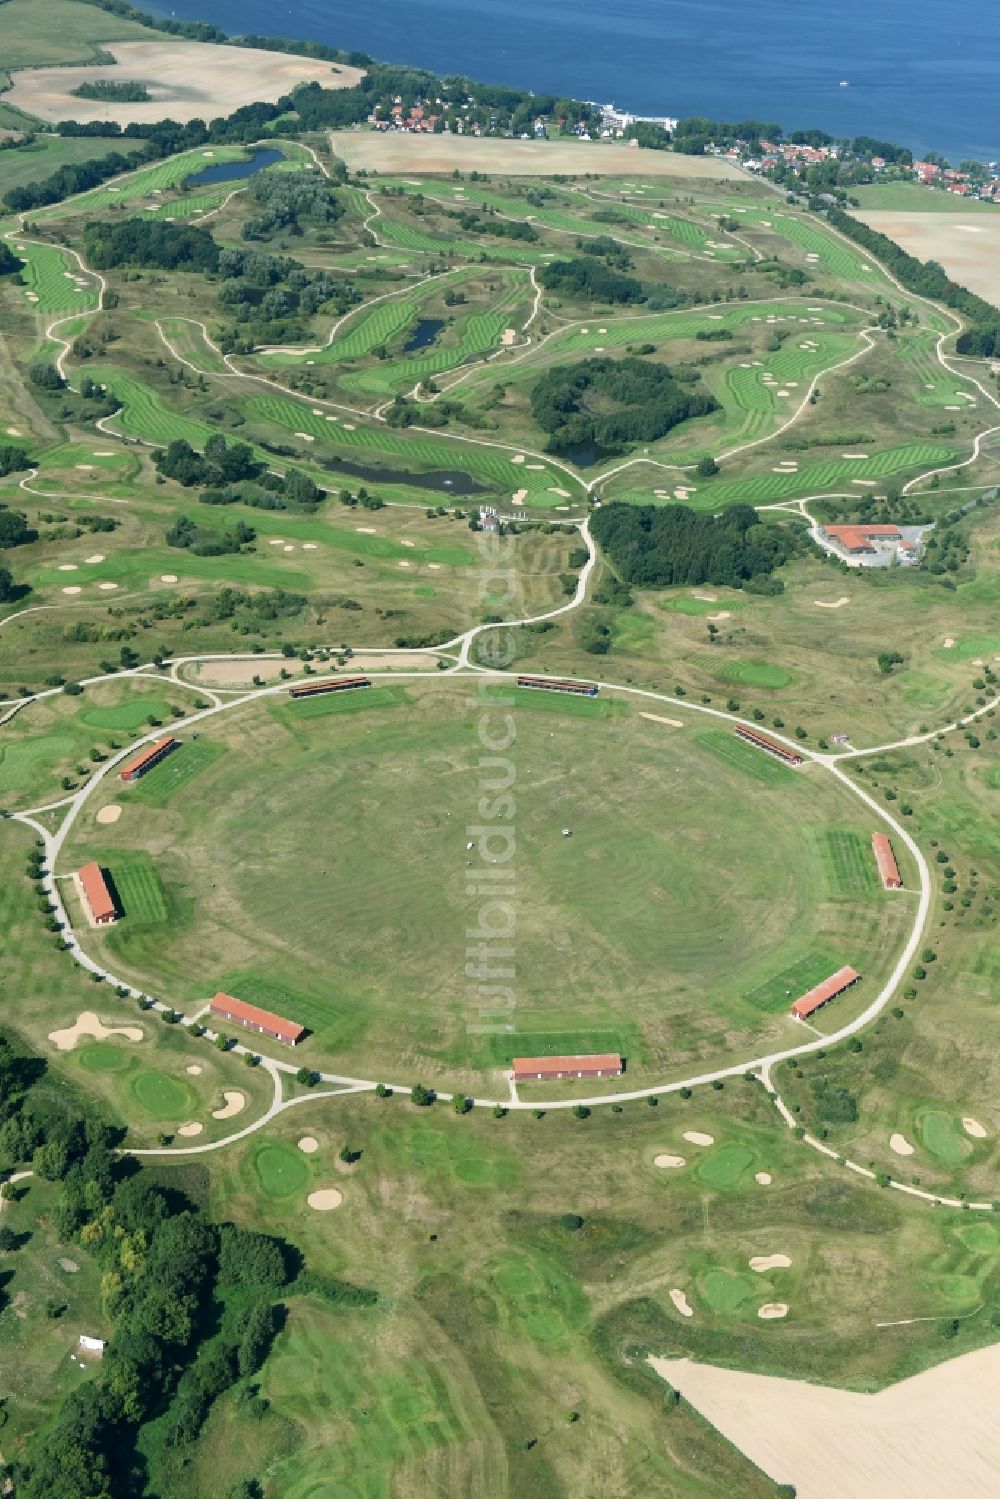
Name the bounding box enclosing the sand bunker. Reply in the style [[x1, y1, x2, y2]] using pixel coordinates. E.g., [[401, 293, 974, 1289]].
[[307, 1188, 343, 1211], [398, 560, 412, 569], [95, 804, 121, 825], [755, 1171, 772, 1185], [841, 452, 869, 460], [177, 1122, 204, 1137], [750, 1255, 792, 1273], [963, 1117, 988, 1139], [693, 591, 716, 602], [501, 327, 517, 346], [61, 586, 82, 595], [49, 1012, 142, 1051], [5, 427, 21, 436], [59, 1257, 79, 1273], [298, 1136, 319, 1153], [186, 1064, 203, 1076], [814, 597, 850, 609], [654, 1153, 686, 1169], [890, 1132, 915, 1156], [757, 1303, 789, 1320], [512, 453, 525, 463], [640, 713, 684, 729], [683, 1131, 714, 1147], [98, 583, 118, 591], [670, 1288, 694, 1317], [211, 1090, 246, 1121], [159, 574, 178, 583], [58, 564, 78, 572], [84, 554, 105, 564], [651, 1341, 1000, 1499], [707, 611, 731, 621], [943, 637, 956, 648], [294, 432, 315, 442], [356, 526, 378, 534]]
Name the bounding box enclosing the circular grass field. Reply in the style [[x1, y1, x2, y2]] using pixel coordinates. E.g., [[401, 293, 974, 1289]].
[[252, 1141, 310, 1198], [77, 1042, 135, 1074], [130, 1069, 197, 1118], [62, 683, 909, 1079], [716, 660, 795, 690]]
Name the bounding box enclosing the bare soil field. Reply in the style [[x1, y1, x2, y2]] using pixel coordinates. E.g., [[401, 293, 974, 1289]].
[[330, 131, 743, 178], [6, 42, 363, 126], [858, 210, 1000, 310], [650, 1345, 1000, 1498]]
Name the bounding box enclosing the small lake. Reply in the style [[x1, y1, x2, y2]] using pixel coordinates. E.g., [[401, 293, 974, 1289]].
[[552, 439, 617, 468], [403, 318, 444, 353], [322, 455, 486, 496], [184, 147, 285, 187]]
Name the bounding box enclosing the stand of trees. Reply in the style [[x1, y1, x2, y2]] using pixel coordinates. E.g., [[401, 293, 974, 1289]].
[[216, 246, 357, 350], [590, 501, 794, 588], [165, 514, 256, 555], [530, 356, 717, 454], [83, 218, 219, 272], [538, 258, 647, 305], [242, 171, 344, 239], [0, 1016, 376, 1498], [71, 79, 152, 103]]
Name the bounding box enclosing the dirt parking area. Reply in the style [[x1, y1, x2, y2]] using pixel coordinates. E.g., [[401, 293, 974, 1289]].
[[7, 41, 363, 126], [857, 210, 1000, 310], [330, 131, 743, 178]]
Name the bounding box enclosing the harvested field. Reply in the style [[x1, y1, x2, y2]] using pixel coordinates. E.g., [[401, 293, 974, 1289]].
[[330, 131, 743, 178], [7, 41, 362, 127], [857, 210, 1000, 310], [650, 1344, 1000, 1499]]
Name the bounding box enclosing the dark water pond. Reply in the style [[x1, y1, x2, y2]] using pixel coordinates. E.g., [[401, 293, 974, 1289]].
[[552, 440, 617, 468], [184, 148, 284, 187], [403, 318, 444, 353], [322, 456, 486, 496]]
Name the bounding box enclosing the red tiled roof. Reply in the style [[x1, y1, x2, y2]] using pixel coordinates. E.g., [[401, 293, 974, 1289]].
[[513, 1053, 621, 1078], [791, 966, 861, 1020], [872, 833, 902, 887], [78, 862, 115, 923], [120, 737, 178, 779], [209, 993, 304, 1044], [823, 524, 901, 551]]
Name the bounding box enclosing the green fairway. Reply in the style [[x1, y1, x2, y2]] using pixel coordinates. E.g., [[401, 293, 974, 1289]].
[[0, 733, 76, 795], [743, 952, 839, 1012], [127, 741, 225, 805], [105, 852, 169, 923], [694, 728, 796, 784], [80, 699, 173, 731], [819, 830, 880, 896], [252, 1141, 310, 1198], [717, 660, 794, 689], [12, 241, 98, 314], [130, 1069, 196, 1117]]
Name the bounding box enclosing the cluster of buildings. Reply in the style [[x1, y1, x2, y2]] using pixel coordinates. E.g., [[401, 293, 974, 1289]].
[[596, 103, 678, 138], [811, 521, 929, 569], [369, 96, 553, 139]]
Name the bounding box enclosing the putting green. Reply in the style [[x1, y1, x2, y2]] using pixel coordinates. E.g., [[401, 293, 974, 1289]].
[[253, 1141, 310, 1198], [955, 1222, 999, 1254], [918, 1111, 972, 1164], [698, 1266, 757, 1312], [937, 1274, 980, 1303], [77, 1042, 135, 1074], [130, 1069, 196, 1117], [81, 699, 172, 731], [718, 660, 794, 689], [694, 1144, 755, 1190]]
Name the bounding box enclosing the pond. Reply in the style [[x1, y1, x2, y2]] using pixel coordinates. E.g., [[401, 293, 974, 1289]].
[[322, 455, 486, 496], [184, 147, 285, 187], [403, 318, 444, 353], [550, 439, 618, 468]]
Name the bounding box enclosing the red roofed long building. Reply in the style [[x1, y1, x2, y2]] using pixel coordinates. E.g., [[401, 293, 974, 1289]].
[[733, 725, 803, 767], [872, 832, 903, 889], [791, 965, 861, 1021], [209, 992, 305, 1046], [120, 737, 178, 783], [512, 1053, 622, 1083], [77, 862, 116, 926], [819, 524, 901, 556]]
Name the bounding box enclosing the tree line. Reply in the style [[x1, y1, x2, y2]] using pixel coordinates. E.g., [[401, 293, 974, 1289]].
[[83, 218, 219, 272], [590, 501, 795, 588]]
